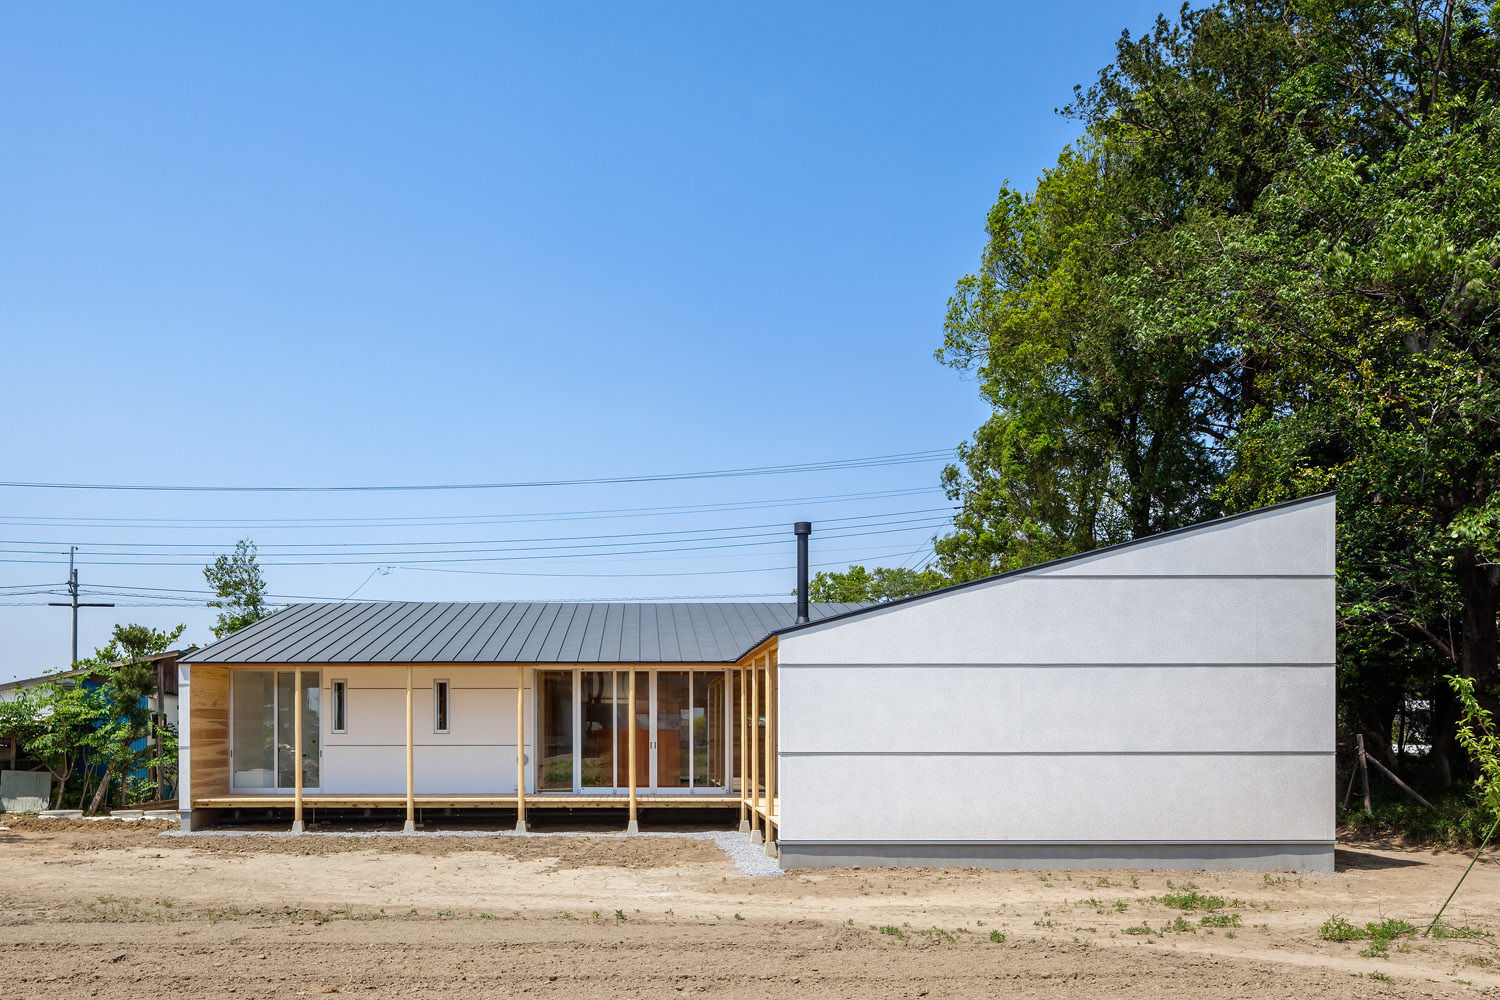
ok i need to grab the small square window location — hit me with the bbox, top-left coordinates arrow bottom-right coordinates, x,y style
331,680 -> 348,734
433,679 -> 450,734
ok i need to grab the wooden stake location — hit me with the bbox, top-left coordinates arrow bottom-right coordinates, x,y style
1364,742 -> 1435,810
1357,734 -> 1372,813
404,666 -> 415,833
627,670 -> 638,833
292,668 -> 304,834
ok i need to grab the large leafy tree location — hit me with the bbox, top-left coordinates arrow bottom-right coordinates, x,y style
80,623 -> 185,811
939,0 -> 1500,778
204,539 -> 271,639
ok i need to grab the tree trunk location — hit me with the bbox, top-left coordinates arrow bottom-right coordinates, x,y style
1429,679 -> 1460,787
1454,550 -> 1500,702
87,764 -> 113,815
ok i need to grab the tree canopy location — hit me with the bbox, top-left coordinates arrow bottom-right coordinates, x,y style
204,539 -> 271,639
934,0 -> 1500,780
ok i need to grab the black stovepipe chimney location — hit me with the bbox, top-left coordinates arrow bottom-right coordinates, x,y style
794,521 -> 812,623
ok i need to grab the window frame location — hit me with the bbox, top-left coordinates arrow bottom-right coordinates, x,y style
330,678 -> 348,735
433,678 -> 451,734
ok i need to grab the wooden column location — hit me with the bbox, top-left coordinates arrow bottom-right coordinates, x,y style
403,666 -> 415,833
516,667 -> 528,832
737,665 -> 749,832
762,655 -> 774,846
749,655 -> 760,842
767,655 -> 777,844
626,670 -> 639,833
292,668 -> 305,834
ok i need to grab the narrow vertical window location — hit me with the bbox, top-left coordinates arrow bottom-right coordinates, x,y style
331,680 -> 348,734
434,679 -> 450,734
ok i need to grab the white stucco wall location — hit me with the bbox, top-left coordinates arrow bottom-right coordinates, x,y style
775,495 -> 1336,868
319,666 -> 534,794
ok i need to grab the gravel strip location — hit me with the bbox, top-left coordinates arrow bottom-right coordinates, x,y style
162,827 -> 783,876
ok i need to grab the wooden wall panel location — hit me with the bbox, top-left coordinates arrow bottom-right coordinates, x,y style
190,665 -> 229,801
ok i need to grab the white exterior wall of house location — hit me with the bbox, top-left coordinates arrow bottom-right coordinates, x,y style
318,666 -> 535,795
773,495 -> 1337,872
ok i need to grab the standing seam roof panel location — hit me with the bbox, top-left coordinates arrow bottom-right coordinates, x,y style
386,603 -> 463,661
619,604 -> 642,661
200,603 -> 324,662
518,603 -> 568,662
470,603 -> 531,661
447,603 -> 513,661
555,603 -> 594,662
293,603 -> 392,663
325,602 -> 423,662
341,602 -> 444,663
535,603 -> 581,662
223,602 -> 349,663
424,603 -> 494,662
655,604 -> 682,661
495,603 -> 549,661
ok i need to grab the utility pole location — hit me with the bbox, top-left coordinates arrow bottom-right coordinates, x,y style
47,546 -> 115,666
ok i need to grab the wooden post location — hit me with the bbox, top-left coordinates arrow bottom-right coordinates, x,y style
292,668 -> 305,834
737,665 -> 749,833
626,670 -> 639,833
749,654 -> 760,843
1356,734 -> 1372,814
764,653 -> 777,855
403,666 -> 415,833
516,667 -> 528,833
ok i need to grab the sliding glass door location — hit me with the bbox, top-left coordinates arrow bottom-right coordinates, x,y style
230,669 -> 320,792
535,669 -> 731,793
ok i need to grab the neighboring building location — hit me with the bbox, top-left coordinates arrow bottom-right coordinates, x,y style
0,650 -> 186,790
176,494 -> 1335,872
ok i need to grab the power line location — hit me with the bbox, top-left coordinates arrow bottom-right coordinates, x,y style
0,519 -> 951,567
0,507 -> 955,550
0,450 -> 954,493
0,486 -> 944,529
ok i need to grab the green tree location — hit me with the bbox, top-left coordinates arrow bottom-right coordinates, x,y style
806,565 -> 949,604
204,538 -> 270,639
0,680 -> 106,809
939,0 -> 1500,780
79,623 -> 185,811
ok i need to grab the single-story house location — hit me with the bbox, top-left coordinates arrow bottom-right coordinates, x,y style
176,493 -> 1335,871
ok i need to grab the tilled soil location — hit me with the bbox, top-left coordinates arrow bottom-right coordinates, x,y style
2,816 -> 1498,998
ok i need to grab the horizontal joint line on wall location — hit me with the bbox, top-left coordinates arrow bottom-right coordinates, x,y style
1023,574 -> 1333,580
776,662 -> 1335,669
778,750 -> 1334,757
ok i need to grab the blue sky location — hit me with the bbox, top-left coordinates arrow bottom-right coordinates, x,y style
0,2 -> 1172,679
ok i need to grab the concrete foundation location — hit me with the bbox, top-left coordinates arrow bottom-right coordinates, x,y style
775,841 -> 1335,873
176,809 -> 219,832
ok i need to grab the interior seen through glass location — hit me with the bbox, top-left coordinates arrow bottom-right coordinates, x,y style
538,670 -> 728,792
231,669 -> 319,790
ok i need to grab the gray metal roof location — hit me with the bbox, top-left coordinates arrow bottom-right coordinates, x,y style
183,601 -> 870,665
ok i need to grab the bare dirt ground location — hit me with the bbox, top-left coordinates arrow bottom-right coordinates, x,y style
2,817 -> 1499,998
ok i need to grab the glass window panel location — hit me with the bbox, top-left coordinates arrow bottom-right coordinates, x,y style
624,671 -> 650,788
580,671 -> 615,787
693,672 -> 726,789
434,680 -> 449,733
301,672 -> 320,789
276,672 -> 295,788
539,671 -> 574,791
231,670 -> 275,789
331,681 -> 347,734
655,671 -> 690,789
